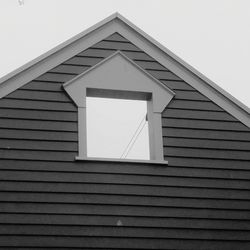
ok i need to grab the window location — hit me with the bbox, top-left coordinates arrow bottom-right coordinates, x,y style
63,51 -> 174,163
86,96 -> 150,160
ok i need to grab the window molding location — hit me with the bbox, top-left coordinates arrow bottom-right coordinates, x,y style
63,51 -> 175,161
75,156 -> 169,165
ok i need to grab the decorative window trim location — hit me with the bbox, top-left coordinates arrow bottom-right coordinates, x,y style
63,51 -> 175,162
75,156 -> 169,165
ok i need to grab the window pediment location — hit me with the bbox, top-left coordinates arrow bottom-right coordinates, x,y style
63,51 -> 175,162
64,51 -> 174,112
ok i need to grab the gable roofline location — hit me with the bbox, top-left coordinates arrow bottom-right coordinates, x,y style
0,13 -> 119,85
116,13 -> 250,113
0,12 -> 249,127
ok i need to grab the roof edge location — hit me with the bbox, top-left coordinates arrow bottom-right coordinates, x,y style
115,13 -> 250,115
0,12 -> 249,127
0,12 -> 117,86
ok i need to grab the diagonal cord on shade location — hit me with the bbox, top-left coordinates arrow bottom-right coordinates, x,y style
120,114 -> 147,159
123,119 -> 147,159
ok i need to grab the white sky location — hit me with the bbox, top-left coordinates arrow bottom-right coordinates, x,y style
0,0 -> 249,108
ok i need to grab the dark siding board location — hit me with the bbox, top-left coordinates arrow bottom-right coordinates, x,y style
163,137 -> 250,151
0,238 -> 250,250
1,225 -> 250,241
1,32 -> 250,249
1,214 -> 250,231
2,170 -> 250,190
4,165 -> 250,183
50,64 -> 89,75
167,157 -> 250,170
77,48 -> 116,58
163,109 -> 238,121
164,147 -> 250,161
2,203 -> 250,220
21,81 -> 63,92
2,192 -> 250,210
0,139 -> 77,151
1,181 -> 250,200
122,50 -> 156,61
35,72 -> 76,83
0,99 -> 76,111
0,118 -> 77,131
133,60 -> 167,70
0,248 -> 122,250
92,40 -> 142,51
2,194 -> 250,212
145,69 -> 181,81
161,80 -> 195,90
64,56 -> 104,66
0,236 -> 249,250
0,129 -> 77,141
5,89 -> 72,102
168,99 -> 224,111
1,160 -> 250,179
162,118 -> 249,131
0,150 -> 76,161
174,90 -> 211,101
0,109 -> 77,121
163,127 -> 250,141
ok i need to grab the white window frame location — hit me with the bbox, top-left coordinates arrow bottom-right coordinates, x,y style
63,51 -> 174,164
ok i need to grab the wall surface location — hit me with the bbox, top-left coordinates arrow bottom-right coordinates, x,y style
0,33 -> 250,249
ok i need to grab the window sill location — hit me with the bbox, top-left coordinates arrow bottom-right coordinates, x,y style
75,156 -> 168,165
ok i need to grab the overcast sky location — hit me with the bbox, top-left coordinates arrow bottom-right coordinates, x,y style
0,0 -> 249,108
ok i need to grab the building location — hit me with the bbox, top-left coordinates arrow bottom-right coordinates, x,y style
0,13 -> 250,249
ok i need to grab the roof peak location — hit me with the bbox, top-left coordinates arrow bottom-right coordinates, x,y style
0,13 -> 249,127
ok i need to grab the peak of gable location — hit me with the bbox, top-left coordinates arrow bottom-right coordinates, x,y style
0,13 -> 249,127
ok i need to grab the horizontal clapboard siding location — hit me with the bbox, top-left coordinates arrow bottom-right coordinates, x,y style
1,214 -> 250,231
0,99 -> 76,111
0,150 -> 76,161
168,100 -> 225,111
162,118 -> 249,131
1,225 -> 250,240
2,181 -> 250,200
2,202 -> 250,220
0,129 -> 77,141
164,147 -> 250,161
0,109 -> 77,121
163,137 -> 250,151
2,192 -> 250,210
1,169 -> 250,190
5,89 -> 72,102
0,32 -> 250,249
0,237 -> 249,250
163,127 -> 250,141
21,81 -> 63,91
1,160 -> 250,179
162,108 -> 238,121
0,118 -> 77,131
0,139 -> 77,151
50,64 -> 89,74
